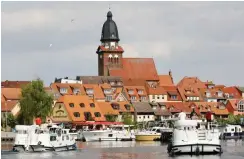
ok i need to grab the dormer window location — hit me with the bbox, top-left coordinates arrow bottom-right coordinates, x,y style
205,91 -> 211,97
138,89 -> 143,95
60,88 -> 67,94
79,103 -> 85,108
73,112 -> 80,117
124,104 -> 131,111
94,112 -> 101,117
117,82 -> 122,86
217,91 -> 223,97
90,103 -> 95,108
152,106 -> 157,110
128,89 -> 134,94
140,96 -> 146,101
110,81 -> 115,85
69,103 -> 74,108
86,88 -> 94,95
73,88 -> 80,94
161,105 -> 166,110
111,103 -> 120,110
84,112 -> 92,121
104,88 -> 112,94
171,95 -> 177,100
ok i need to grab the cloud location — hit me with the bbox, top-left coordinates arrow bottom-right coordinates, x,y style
2,2 -> 244,86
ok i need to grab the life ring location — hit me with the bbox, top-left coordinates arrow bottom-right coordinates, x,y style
38,141 -> 42,145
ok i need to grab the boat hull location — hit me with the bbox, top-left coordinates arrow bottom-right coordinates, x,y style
169,143 -> 222,155
135,135 -> 161,141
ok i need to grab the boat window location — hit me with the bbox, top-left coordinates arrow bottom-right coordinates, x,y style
225,129 -> 227,132
156,129 -> 161,133
24,130 -> 27,134
62,136 -> 64,141
152,129 -> 156,131
184,127 -> 186,130
239,128 -> 242,132
50,136 -> 56,141
188,127 -> 190,130
66,136 -> 69,140
231,128 -> 234,132
108,134 -> 113,137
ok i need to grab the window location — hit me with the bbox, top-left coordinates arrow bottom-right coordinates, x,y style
60,88 -> 67,94
84,112 -> 92,121
171,95 -> 177,100
104,89 -> 112,94
94,112 -> 101,117
106,95 -> 113,102
148,116 -> 150,118
128,89 -> 134,94
69,103 -> 74,108
110,82 -> 115,85
238,100 -> 244,112
138,90 -> 143,94
73,112 -> 80,117
131,96 -> 137,101
80,103 -> 85,108
111,103 -> 120,110
50,136 -> 56,141
90,103 -> 95,108
86,88 -> 94,94
162,96 -> 164,99
73,88 -> 80,94
140,96 -> 146,101
117,82 -> 122,85
152,95 -> 155,99
124,104 -> 131,110
157,96 -> 160,99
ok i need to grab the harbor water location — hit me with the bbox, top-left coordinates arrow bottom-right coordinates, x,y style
2,140 -> 244,159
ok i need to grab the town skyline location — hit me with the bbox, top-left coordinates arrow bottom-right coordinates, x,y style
2,1 -> 244,86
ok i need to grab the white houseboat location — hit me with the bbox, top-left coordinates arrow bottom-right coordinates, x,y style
167,112 -> 222,156
219,124 -> 244,139
13,124 -> 77,152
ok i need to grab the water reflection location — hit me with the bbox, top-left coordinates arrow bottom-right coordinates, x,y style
1,140 -> 244,159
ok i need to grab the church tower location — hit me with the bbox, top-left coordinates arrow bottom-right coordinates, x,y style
96,11 -> 124,76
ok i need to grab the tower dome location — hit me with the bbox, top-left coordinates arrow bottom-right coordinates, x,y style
100,11 -> 120,42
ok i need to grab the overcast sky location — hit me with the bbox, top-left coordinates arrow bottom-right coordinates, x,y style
2,1 -> 244,86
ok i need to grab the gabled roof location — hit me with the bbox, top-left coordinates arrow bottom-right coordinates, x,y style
1,88 -> 21,100
177,77 -> 206,101
222,86 -> 242,99
162,86 -> 183,101
109,58 -> 159,81
198,87 -> 225,99
158,75 -> 174,86
58,95 -> 105,122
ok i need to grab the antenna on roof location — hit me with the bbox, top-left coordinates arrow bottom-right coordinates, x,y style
109,4 -> 111,11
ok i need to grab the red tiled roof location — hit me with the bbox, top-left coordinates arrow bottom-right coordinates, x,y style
223,87 -> 242,99
1,100 -> 18,111
158,75 -> 174,86
162,86 -> 183,101
1,88 -> 22,100
109,58 -> 159,81
147,86 -> 167,95
1,81 -> 31,88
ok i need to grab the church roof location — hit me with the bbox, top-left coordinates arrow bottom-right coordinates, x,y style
109,58 -> 159,81
101,11 -> 120,42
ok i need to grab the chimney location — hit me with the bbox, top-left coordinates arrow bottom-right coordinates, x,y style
169,69 -> 172,77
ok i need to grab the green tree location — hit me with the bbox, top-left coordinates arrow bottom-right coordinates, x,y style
7,113 -> 17,129
104,113 -> 117,122
122,112 -> 133,125
19,78 -> 54,125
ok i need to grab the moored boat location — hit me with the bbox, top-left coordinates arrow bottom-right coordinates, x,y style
167,112 -> 222,156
